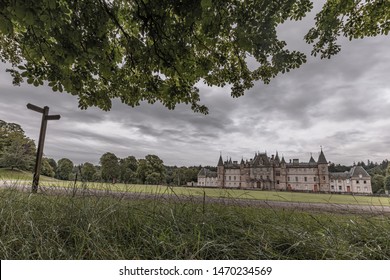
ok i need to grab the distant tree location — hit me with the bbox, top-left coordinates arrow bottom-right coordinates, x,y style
81,162 -> 96,182
41,157 -> 55,177
136,155 -> 166,185
0,119 -> 36,170
100,152 -> 120,183
385,176 -> 390,192
171,167 -> 187,186
46,157 -> 57,173
165,165 -> 176,185
92,169 -> 102,182
0,135 -> 36,170
367,165 -> 385,177
0,120 -> 25,151
186,166 -> 201,182
328,163 -> 350,173
56,158 -> 74,180
371,174 -> 385,194
380,160 -> 389,170
136,159 -> 148,184
386,163 -> 390,177
145,172 -> 162,185
119,156 -> 138,184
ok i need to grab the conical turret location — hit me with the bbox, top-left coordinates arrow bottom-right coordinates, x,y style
309,153 -> 316,164
317,148 -> 327,164
217,154 -> 223,166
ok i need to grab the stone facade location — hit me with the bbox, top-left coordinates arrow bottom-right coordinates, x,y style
198,150 -> 372,194
197,167 -> 218,187
329,166 -> 372,194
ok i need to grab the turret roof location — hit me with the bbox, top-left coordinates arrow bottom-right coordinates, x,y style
317,149 -> 328,164
274,152 -> 280,163
217,154 -> 223,166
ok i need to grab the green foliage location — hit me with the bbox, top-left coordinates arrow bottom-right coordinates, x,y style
56,158 -> 74,180
136,154 -> 166,184
1,1 -> 388,114
386,163 -> 390,177
81,162 -> 96,182
371,174 -> 385,194
166,165 -> 201,186
46,157 -> 57,172
100,152 -> 120,183
384,176 -> 390,191
305,0 -> 390,59
0,0 -> 315,114
0,120 -> 36,171
328,163 -> 350,173
119,156 -> 138,184
41,157 -> 55,177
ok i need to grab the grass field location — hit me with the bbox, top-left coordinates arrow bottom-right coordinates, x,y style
0,188 -> 389,259
2,168 -> 390,207
0,168 -> 59,182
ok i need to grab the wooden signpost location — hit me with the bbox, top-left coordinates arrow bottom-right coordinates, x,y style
27,103 -> 60,193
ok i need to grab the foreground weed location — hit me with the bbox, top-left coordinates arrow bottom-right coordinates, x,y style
0,189 -> 389,259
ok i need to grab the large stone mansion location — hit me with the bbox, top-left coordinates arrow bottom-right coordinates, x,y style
197,150 -> 372,194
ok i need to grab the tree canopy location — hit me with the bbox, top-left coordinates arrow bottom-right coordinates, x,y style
1,0 -> 388,114
0,119 -> 36,170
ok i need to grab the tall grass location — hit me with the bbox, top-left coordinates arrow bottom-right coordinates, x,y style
0,187 -> 389,260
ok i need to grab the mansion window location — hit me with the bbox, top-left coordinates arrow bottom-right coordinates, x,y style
277,180 -> 280,184
339,186 -> 342,191
234,176 -> 236,180
331,185 -> 334,189
288,177 -> 290,181
356,180 -> 360,184
276,171 -> 281,176
295,177 -> 298,182
314,177 -> 317,182
304,177 -> 307,182
363,180 -> 366,184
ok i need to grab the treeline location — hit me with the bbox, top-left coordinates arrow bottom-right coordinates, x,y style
41,153 -> 201,186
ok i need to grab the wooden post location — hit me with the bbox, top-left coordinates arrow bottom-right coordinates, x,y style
27,103 -> 60,193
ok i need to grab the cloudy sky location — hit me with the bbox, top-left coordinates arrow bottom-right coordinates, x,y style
1,2 -> 389,167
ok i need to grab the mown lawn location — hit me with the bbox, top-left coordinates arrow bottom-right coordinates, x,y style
0,189 -> 389,260
0,168 -> 58,182
2,168 -> 390,207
